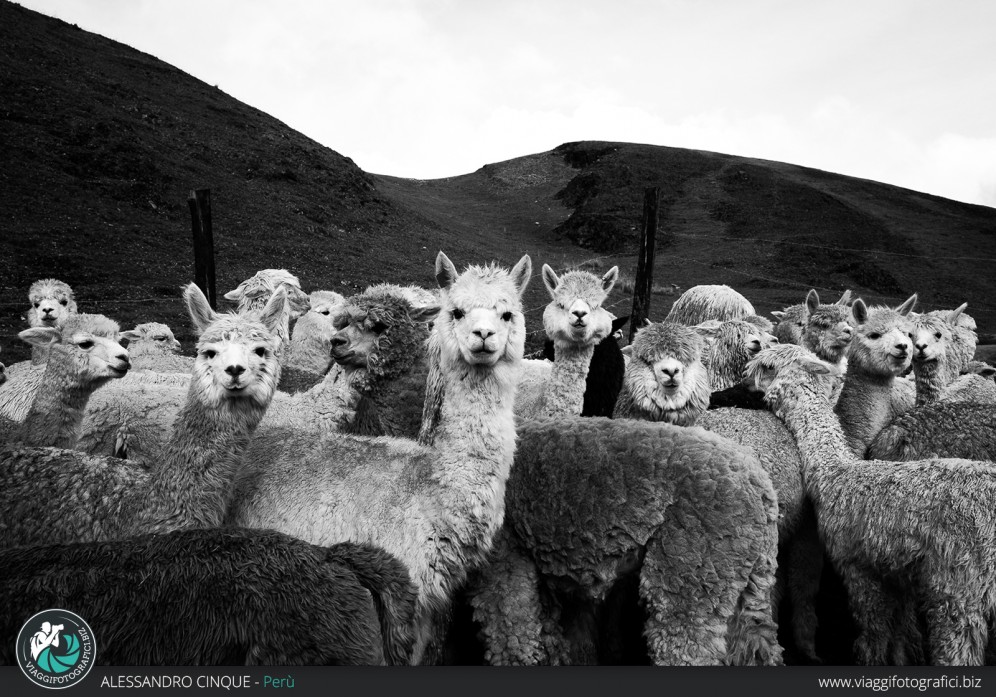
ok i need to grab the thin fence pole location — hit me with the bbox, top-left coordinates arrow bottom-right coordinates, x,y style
188,188 -> 216,309
628,187 -> 660,343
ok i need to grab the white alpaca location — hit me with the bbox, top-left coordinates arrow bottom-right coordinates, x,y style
285,290 -> 347,374
121,322 -> 193,373
25,279 -> 78,364
228,252 -> 530,664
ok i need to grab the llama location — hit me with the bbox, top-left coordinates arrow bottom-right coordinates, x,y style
665,284 -> 754,325
0,314 -> 130,449
758,350 -> 996,666
613,321 -> 711,425
0,528 -> 417,665
25,279 -> 78,364
832,296 -> 917,457
0,283 -> 285,550
228,252 -> 531,664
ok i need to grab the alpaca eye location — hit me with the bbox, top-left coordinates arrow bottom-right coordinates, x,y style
78,340 -> 94,350
452,309 -> 464,321
501,312 -> 513,322
320,310 -> 330,316
371,321 -> 388,334
254,347 -> 267,357
868,333 -> 881,340
934,332 -> 942,339
60,300 -> 68,306
203,349 -> 217,359
153,336 -> 167,342
33,302 -> 39,308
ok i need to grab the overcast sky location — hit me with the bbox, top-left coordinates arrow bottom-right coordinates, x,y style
18,0 -> 996,207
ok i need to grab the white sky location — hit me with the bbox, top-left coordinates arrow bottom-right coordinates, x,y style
17,0 -> 996,207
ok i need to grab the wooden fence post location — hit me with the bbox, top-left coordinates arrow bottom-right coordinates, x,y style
188,188 -> 216,309
628,187 -> 660,343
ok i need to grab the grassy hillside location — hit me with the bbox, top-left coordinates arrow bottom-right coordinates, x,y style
2,0 -> 994,366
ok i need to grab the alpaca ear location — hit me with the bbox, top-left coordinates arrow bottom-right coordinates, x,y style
184,283 -> 220,335
852,298 -> 868,325
611,315 -> 630,333
806,289 -> 820,313
948,302 -> 967,326
257,286 -> 288,336
804,361 -> 832,376
19,327 -> 62,347
120,329 -> 142,344
770,310 -> 785,319
435,252 -> 458,290
509,255 -> 532,297
895,293 -> 917,316
601,266 -> 619,293
976,366 -> 996,379
541,264 -> 560,298
641,318 -> 651,327
222,286 -> 243,302
692,319 -> 723,342
836,289 -> 853,306
411,304 -> 441,324
621,345 -> 633,358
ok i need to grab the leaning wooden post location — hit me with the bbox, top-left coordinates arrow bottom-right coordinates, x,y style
628,187 -> 660,343
188,188 -> 216,309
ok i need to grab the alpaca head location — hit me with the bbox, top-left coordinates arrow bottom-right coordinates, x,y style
224,269 -> 311,319
121,322 -> 182,357
772,304 -> 809,345
699,318 -> 779,390
186,282 -> 284,410
909,305 -> 964,367
922,304 -> 976,375
748,345 -> 835,415
329,288 -> 439,382
622,321 -> 710,422
666,284 -> 754,325
26,278 -> 77,328
433,252 -> 530,378
801,289 -> 857,364
541,264 -> 618,351
19,313 -> 130,385
847,295 -> 916,377
307,290 -> 348,318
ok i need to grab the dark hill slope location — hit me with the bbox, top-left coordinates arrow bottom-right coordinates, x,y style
2,1 -> 994,364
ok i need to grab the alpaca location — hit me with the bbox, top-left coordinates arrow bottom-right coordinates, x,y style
285,290 -> 347,374
223,268 -> 311,357
758,350 -> 996,666
121,321 -> 193,373
25,279 -> 78,364
700,318 -> 779,392
0,528 -> 417,665
909,307 -> 993,406
801,289 -> 856,368
541,314 -> 629,418
228,252 -> 531,664
613,321 -> 711,425
772,290 -> 851,346
832,296 -> 917,457
665,284 -> 754,325
529,264 -> 619,417
0,283 -> 285,550
0,314 -> 130,449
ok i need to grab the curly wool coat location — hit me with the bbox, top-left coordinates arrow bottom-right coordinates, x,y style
0,528 -> 417,665
472,415 -> 782,666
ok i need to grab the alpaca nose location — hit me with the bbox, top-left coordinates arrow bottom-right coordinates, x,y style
330,335 -> 347,348
473,327 -> 495,340
915,341 -> 927,352
572,309 -> 587,320
116,353 -> 130,365
225,364 -> 246,377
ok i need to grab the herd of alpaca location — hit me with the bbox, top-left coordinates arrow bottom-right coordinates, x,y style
0,262 -> 994,669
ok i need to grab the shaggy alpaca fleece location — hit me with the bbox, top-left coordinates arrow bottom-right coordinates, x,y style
613,322 -> 710,425
773,304 -> 809,345
665,284 -> 755,325
122,322 -> 193,373
703,319 -> 776,392
765,356 -> 996,666
485,414 -> 782,666
0,528 -> 417,666
867,401 -> 996,462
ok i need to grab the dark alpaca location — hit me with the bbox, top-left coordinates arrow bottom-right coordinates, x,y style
0,528 -> 418,666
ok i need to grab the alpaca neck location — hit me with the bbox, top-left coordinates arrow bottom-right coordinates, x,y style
542,342 -> 594,416
422,356 -> 518,589
143,386 -> 268,530
20,356 -> 101,449
302,365 -> 362,432
913,360 -> 945,406
774,383 -> 851,505
833,364 -> 895,457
